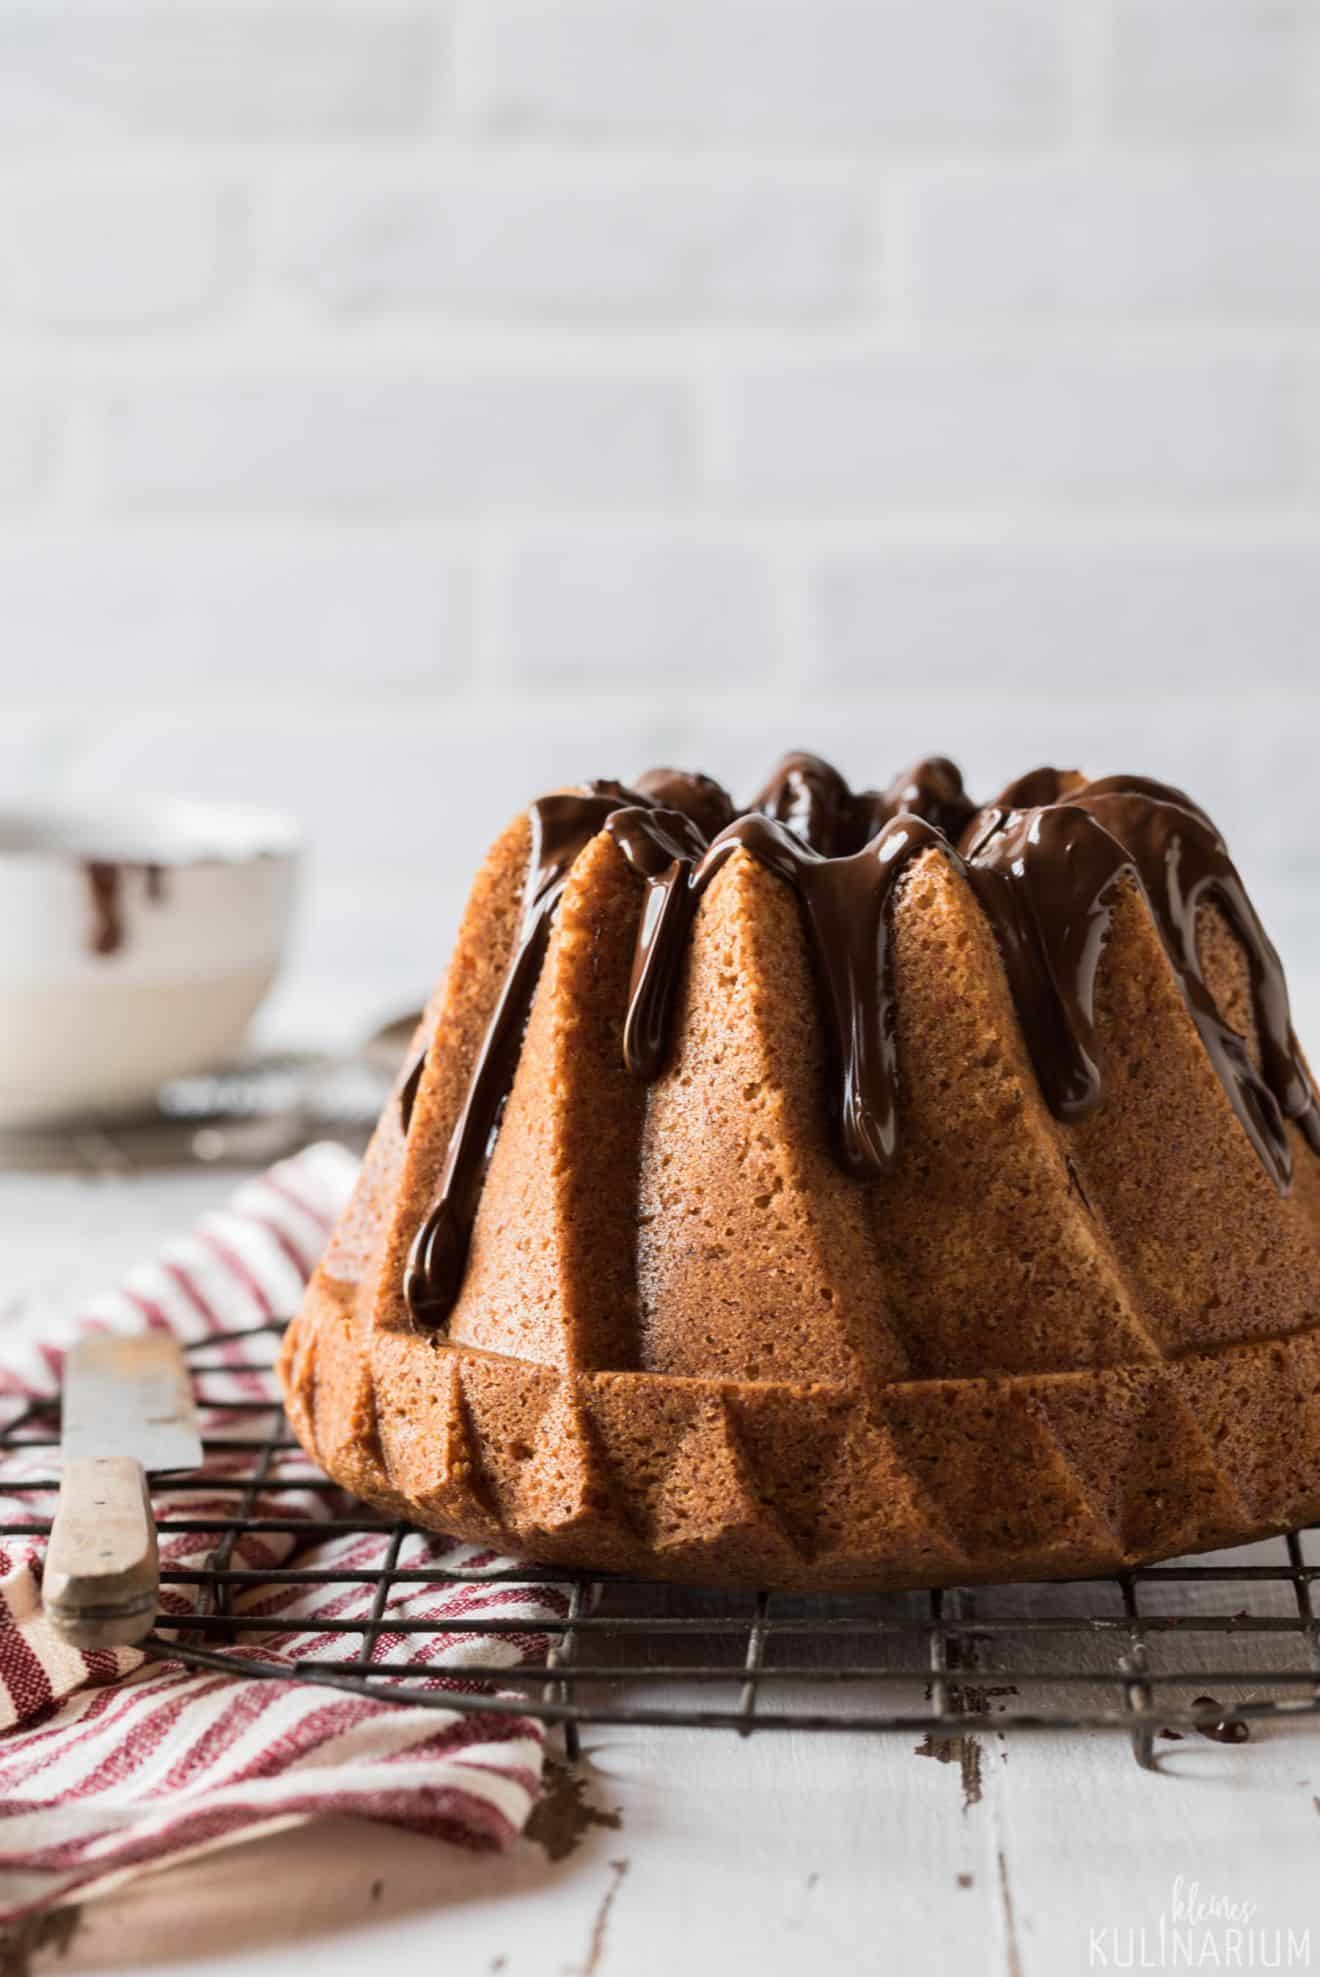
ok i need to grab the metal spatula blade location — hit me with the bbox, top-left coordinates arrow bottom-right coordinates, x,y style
46,1334 -> 202,1649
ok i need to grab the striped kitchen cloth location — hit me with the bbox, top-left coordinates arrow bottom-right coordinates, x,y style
0,1143 -> 557,1924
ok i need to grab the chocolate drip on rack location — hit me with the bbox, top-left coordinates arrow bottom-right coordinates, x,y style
404,782 -> 642,1329
403,753 -> 1319,1331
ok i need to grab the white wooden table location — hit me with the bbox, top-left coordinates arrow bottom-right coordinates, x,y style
5,1165 -> 1320,1977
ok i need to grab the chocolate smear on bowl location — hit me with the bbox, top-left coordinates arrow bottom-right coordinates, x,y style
82,861 -> 169,958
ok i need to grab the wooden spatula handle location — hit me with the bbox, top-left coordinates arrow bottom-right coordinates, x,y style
45,1455 -> 159,1649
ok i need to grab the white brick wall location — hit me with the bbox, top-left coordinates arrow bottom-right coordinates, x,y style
0,171 -> 241,331
92,369 -> 690,510
265,167 -> 867,318
0,384 -> 55,505
908,167 -> 1320,316
456,0 -> 1068,141
723,353 -> 1298,504
1108,0 -> 1320,139
0,0 -> 1317,1047
0,6 -> 437,141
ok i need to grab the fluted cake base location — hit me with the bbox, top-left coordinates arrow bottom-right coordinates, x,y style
281,1279 -> 1320,1591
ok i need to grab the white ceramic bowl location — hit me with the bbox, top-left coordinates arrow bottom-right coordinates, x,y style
0,798 -> 301,1128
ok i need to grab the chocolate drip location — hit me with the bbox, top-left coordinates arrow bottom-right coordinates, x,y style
609,806 -> 951,1175
604,806 -> 710,1081
966,805 -> 1133,1121
753,751 -> 870,855
82,860 -> 169,957
403,754 -> 1320,1333
882,756 -> 977,844
753,750 -> 976,855
967,777 -> 1320,1185
1078,772 -> 1216,834
404,782 -> 641,1329
988,765 -> 1069,816
632,768 -> 735,842
1078,782 -> 1315,1179
398,1051 -> 426,1135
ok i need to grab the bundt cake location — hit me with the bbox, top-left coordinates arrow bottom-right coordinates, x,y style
280,755 -> 1320,1590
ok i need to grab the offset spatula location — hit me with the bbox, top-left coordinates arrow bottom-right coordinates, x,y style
46,1334 -> 202,1649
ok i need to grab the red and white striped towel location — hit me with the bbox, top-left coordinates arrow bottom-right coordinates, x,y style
0,1144 -> 557,1924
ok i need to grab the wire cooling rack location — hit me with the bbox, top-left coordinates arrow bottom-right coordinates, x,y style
3,1318 -> 1319,1773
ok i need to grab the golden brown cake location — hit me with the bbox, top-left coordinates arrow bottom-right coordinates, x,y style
280,756 -> 1320,1590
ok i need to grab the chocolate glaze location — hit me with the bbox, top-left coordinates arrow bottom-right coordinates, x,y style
607,805 -> 953,1176
398,1050 -> 426,1135
881,756 -> 978,846
82,860 -> 168,957
750,751 -> 977,857
632,768 -> 736,842
403,754 -> 1319,1331
404,782 -> 642,1328
967,777 -> 1320,1189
